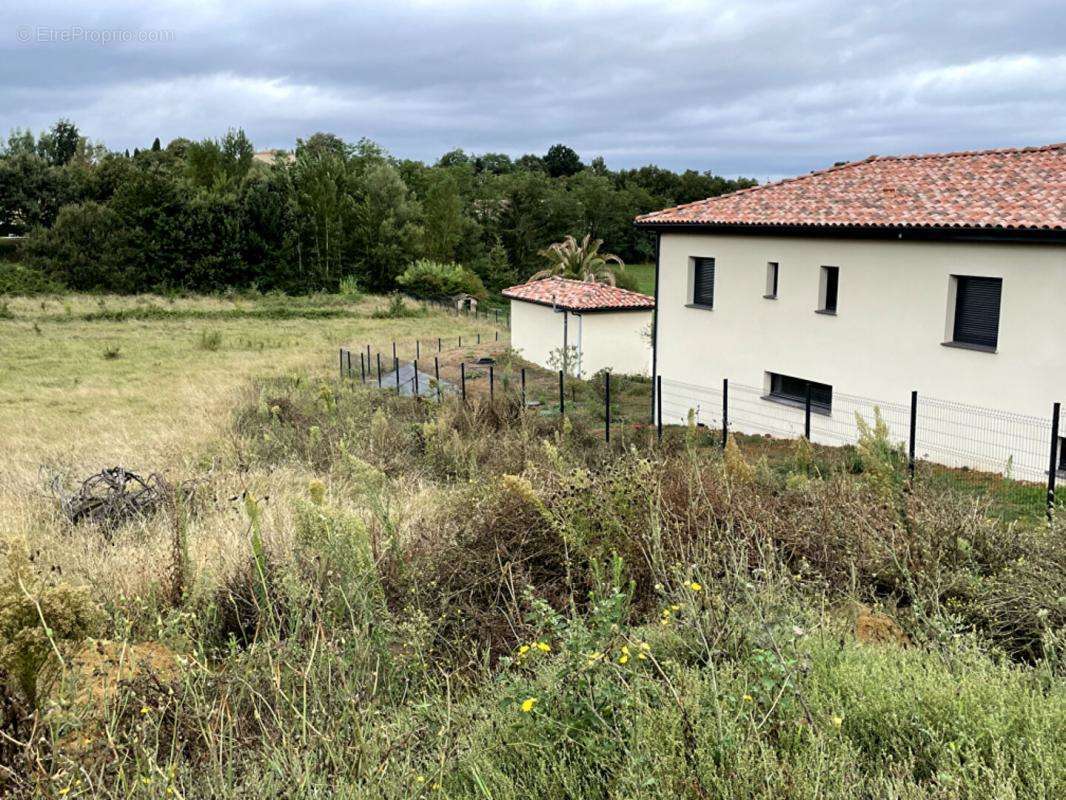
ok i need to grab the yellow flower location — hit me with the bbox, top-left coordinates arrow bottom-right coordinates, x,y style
535,641 -> 551,653
518,644 -> 530,656
520,697 -> 538,713
58,789 -> 70,797
670,604 -> 682,612
618,645 -> 630,665
832,715 -> 843,728
743,694 -> 754,703
689,581 -> 702,592
416,776 -> 426,784
140,706 -> 151,715
585,651 -> 604,667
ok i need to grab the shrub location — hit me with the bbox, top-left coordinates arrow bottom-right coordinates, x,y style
370,293 -> 424,319
198,329 -> 223,351
0,545 -> 101,707
0,262 -> 64,295
396,259 -> 487,301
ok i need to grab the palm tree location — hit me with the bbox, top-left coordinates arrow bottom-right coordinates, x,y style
529,234 -> 625,286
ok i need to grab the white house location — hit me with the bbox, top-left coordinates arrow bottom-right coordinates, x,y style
502,277 -> 654,376
636,143 -> 1066,481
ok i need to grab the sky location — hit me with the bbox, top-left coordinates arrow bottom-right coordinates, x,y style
2,0 -> 1065,179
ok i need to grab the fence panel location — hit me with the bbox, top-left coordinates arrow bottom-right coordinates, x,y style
915,395 -> 1051,483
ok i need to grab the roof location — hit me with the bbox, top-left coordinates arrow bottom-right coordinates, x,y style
636,143 -> 1066,232
502,277 -> 655,312
253,149 -> 295,166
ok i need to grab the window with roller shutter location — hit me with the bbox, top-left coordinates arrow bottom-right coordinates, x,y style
952,276 -> 1002,349
691,257 -> 715,308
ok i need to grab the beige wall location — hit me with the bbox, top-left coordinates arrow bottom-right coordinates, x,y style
509,299 -> 652,376
655,233 -> 1066,478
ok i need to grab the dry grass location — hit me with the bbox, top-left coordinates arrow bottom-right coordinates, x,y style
0,293 -> 505,604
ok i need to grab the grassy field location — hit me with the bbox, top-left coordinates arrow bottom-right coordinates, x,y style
2,293 -> 1065,798
625,262 -> 655,294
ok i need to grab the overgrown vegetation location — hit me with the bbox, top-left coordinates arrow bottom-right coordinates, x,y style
4,367 -> 1064,797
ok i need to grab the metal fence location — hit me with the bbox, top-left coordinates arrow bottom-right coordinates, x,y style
658,375 -> 1061,519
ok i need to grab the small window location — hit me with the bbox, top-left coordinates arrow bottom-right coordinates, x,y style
768,372 -> 833,413
764,262 -> 779,298
1058,437 -> 1066,475
818,266 -> 839,313
951,276 -> 1001,350
691,257 -> 715,308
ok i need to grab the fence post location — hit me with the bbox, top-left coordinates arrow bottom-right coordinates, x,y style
657,375 -> 663,443
604,372 -> 611,444
804,382 -> 812,440
1048,402 -> 1061,522
438,337 -> 442,353
416,340 -> 420,360
559,370 -> 565,416
376,353 -> 382,387
521,368 -> 526,407
459,335 -> 462,348
908,390 -> 918,478
477,332 -> 481,345
435,356 -> 441,402
413,360 -> 419,397
366,344 -> 371,374
360,352 -> 366,382
394,357 -> 400,393
460,362 -> 466,402
392,341 -> 397,361
721,378 -> 729,449
338,348 -> 344,381
495,330 -> 499,342
489,365 -> 494,400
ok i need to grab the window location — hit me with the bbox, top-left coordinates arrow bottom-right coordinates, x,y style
818,266 -> 839,313
767,372 -> 833,413
691,257 -> 715,308
951,276 -> 1002,350
1058,437 -> 1066,475
764,262 -> 779,298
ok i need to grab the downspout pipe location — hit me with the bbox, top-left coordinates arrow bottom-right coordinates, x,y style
649,232 -> 661,423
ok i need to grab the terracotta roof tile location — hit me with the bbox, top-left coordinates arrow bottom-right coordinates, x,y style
502,277 -> 654,311
636,143 -> 1066,231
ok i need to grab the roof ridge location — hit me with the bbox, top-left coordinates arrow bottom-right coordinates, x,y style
874,142 -> 1066,162
637,143 -> 1066,223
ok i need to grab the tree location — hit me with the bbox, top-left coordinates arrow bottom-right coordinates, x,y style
422,171 -> 464,262
544,143 -> 582,178
36,119 -> 80,166
348,162 -> 423,291
530,234 -> 625,285
151,137 -> 162,151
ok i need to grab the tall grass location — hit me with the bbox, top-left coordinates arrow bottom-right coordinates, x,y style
3,376 -> 1064,798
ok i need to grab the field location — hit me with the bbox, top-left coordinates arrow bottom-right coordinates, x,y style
2,293 -> 1065,798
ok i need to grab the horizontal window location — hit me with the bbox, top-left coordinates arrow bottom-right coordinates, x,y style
768,372 -> 833,412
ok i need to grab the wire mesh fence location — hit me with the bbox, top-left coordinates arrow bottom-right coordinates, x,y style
660,375 -> 1061,520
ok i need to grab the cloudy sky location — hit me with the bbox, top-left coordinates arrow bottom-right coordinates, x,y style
2,0 -> 1064,178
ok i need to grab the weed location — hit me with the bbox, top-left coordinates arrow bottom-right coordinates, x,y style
198,329 -> 223,351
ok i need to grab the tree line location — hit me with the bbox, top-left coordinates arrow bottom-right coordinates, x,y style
0,120 -> 756,295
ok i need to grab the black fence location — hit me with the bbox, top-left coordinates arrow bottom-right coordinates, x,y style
339,340 -> 651,446
658,375 -> 1061,521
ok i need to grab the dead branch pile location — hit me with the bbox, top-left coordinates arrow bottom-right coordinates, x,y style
48,467 -> 170,531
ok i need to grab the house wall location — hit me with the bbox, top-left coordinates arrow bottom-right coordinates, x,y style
509,300 -> 563,369
509,300 -> 653,376
655,233 -> 1066,478
576,310 -> 653,376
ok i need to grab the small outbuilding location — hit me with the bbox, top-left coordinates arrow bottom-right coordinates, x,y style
502,277 -> 654,377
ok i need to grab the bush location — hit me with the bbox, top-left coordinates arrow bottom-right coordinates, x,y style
396,259 -> 487,301
0,545 -> 100,707
0,262 -> 64,295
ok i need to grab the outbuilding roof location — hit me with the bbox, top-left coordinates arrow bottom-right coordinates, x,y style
502,277 -> 655,312
635,143 -> 1066,232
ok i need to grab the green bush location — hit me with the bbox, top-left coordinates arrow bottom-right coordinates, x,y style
0,262 -> 64,295
396,259 -> 487,301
